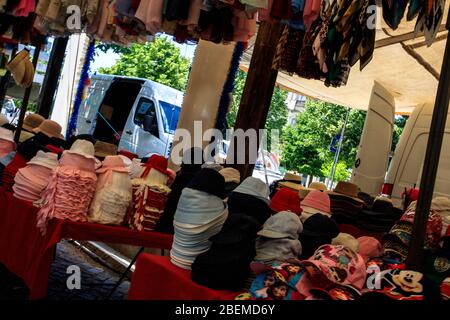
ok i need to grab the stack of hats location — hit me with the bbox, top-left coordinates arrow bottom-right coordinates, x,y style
299,214 -> 340,260
274,172 -> 304,194
170,169 -> 228,270
32,119 -> 65,140
191,177 -> 272,291
88,156 -> 132,226
6,49 -> 35,88
383,208 -> 443,263
127,155 -> 172,231
156,147 -> 204,234
407,197 -> 450,233
300,190 -> 332,222
19,113 -> 45,143
219,167 -> 241,194
233,176 -> 270,204
327,181 -> 365,224
358,197 -> 403,232
255,211 -> 303,266
12,151 -> 58,202
0,127 -> 16,158
94,140 -> 118,160
36,140 -> 98,235
1,152 -> 28,190
269,187 -> 302,215
299,181 -> 328,200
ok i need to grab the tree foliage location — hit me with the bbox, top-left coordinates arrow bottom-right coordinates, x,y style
97,37 -> 190,91
227,70 -> 288,151
281,99 -> 366,177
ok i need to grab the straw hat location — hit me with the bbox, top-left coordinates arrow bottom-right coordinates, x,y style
219,167 -> 241,184
309,181 -> 327,192
6,50 -> 34,88
19,130 -> 35,143
0,127 -> 15,144
94,141 -> 118,158
0,114 -> 9,127
279,172 -> 304,191
32,119 -> 64,140
327,181 -> 364,203
22,113 -> 45,132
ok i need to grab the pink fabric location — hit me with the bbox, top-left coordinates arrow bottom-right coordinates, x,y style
13,164 -> 52,202
96,156 -> 129,189
302,244 -> 366,290
233,10 -> 257,42
357,236 -> 383,262
135,0 -> 164,34
0,140 -> 15,158
302,190 -> 331,214
60,153 -> 96,172
36,164 -> 97,235
303,0 -> 321,30
12,0 -> 36,17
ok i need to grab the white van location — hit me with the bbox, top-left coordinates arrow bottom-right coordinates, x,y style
384,102 -> 450,205
76,74 -> 184,158
351,82 -> 450,206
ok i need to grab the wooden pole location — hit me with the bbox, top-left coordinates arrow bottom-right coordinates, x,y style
406,9 -> 450,271
14,38 -> 44,143
37,37 -> 69,118
0,46 -> 18,112
228,21 -> 283,179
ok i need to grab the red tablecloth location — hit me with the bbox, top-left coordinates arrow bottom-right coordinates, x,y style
0,191 -> 173,299
128,254 -> 239,300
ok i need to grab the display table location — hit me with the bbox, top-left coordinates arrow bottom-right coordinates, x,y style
128,254 -> 239,300
0,191 -> 173,299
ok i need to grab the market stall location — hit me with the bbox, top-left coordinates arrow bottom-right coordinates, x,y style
0,0 -> 449,301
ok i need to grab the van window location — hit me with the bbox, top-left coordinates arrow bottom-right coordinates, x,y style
159,101 -> 180,134
134,98 -> 156,127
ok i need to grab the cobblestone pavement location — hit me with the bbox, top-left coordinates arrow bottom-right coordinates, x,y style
46,240 -> 130,300
0,240 -> 130,300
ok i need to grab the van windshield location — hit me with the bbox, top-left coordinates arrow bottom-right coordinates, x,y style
159,101 -> 181,134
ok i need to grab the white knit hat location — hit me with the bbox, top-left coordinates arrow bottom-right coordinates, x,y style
332,233 -> 360,253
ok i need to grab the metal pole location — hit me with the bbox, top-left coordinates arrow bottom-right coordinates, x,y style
328,107 -> 351,189
406,9 -> 450,271
0,46 -> 18,112
37,37 -> 69,118
14,38 -> 44,143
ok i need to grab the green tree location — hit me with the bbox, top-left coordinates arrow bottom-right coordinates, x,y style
392,115 -> 408,151
281,99 -> 367,177
321,161 -> 351,181
227,70 -> 288,151
98,37 -> 190,91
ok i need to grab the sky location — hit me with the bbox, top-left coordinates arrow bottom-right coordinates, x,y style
90,36 -> 197,73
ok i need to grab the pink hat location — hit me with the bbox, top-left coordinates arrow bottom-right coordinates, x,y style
357,237 -> 383,262
302,244 -> 366,290
96,155 -> 129,174
301,190 -> 331,214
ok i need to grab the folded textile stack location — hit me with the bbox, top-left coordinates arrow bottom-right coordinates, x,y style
127,155 -> 172,231
0,127 -> 16,158
191,177 -> 272,291
36,140 -> 99,235
155,147 -> 204,234
12,151 -> 58,202
88,156 -> 132,226
358,197 -> 403,233
327,181 -> 365,224
171,169 -> 228,270
255,211 -> 303,266
1,152 -> 28,190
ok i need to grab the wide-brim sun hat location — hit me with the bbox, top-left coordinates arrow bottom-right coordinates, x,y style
32,119 -> 65,140
64,139 -> 99,161
0,127 -> 15,144
327,181 -> 364,204
27,150 -> 58,170
22,113 -> 45,132
6,50 -> 28,87
94,141 -> 118,159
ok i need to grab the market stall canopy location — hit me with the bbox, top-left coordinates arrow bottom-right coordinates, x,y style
240,4 -> 449,115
